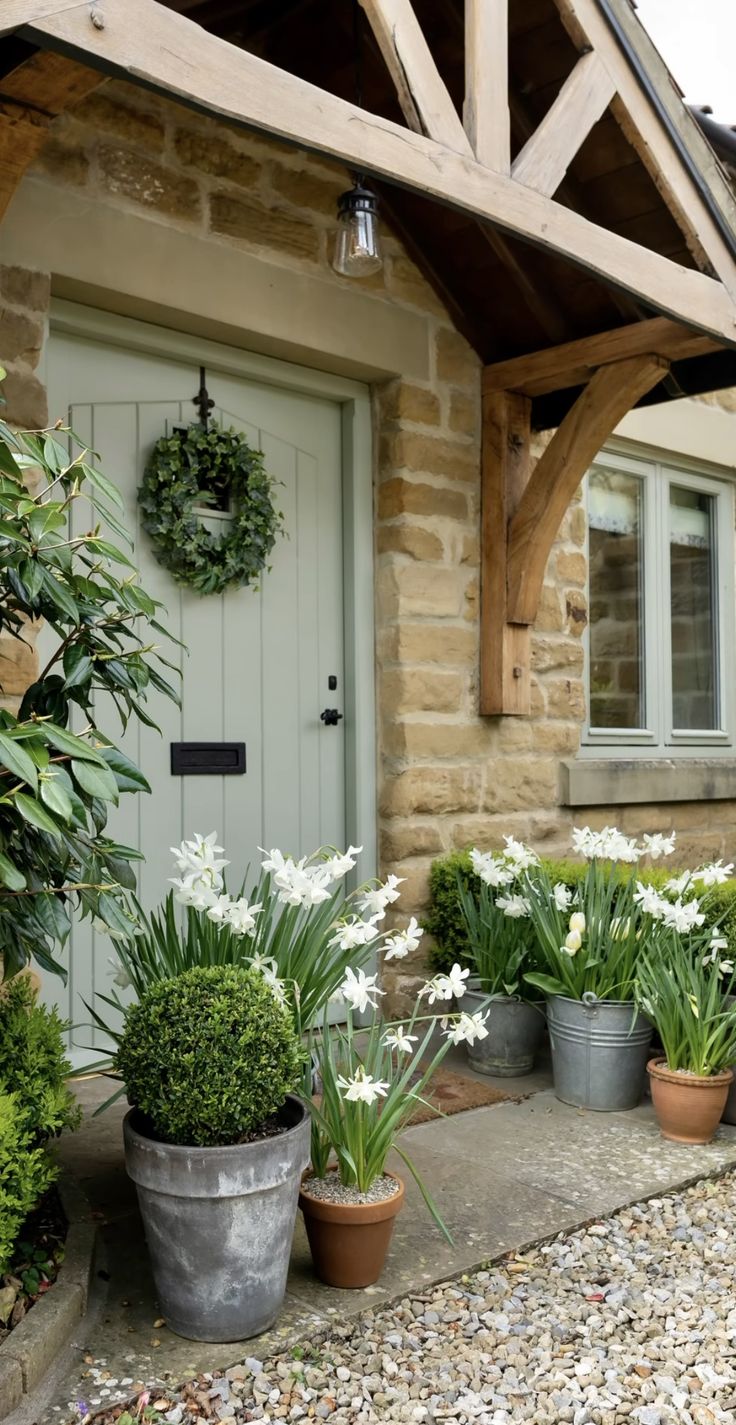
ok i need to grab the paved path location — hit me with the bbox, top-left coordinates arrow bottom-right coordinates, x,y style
19,1061 -> 736,1425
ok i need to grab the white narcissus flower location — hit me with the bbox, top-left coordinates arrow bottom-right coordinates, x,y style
665,871 -> 691,896
358,873 -> 404,920
171,832 -> 229,878
719,959 -> 735,976
420,974 -> 455,1005
259,847 -> 289,875
470,848 -> 515,888
383,916 -> 423,961
568,911 -> 586,935
634,881 -> 667,917
107,955 -> 132,988
170,875 -> 218,911
323,845 -> 362,880
226,897 -> 263,936
340,966 -> 385,1014
642,831 -> 676,859
693,860 -> 735,887
329,917 -> 380,951
446,963 -> 470,998
688,995 -> 700,1019
383,1026 -> 418,1054
553,882 -> 572,911
205,893 -> 233,925
444,1010 -> 489,1046
502,836 -> 539,872
660,898 -> 704,933
496,893 -> 531,919
336,1067 -> 390,1105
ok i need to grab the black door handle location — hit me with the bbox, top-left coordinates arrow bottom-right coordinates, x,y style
320,708 -> 344,726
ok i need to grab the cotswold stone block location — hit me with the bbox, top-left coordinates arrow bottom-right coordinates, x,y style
381,430 -> 477,483
209,192 -> 319,260
0,309 -> 44,366
483,757 -> 559,814
379,380 -> 441,427
435,326 -> 480,386
555,550 -> 587,584
382,720 -> 495,760
1,370 -> 47,429
0,266 -> 50,311
567,504 -> 587,546
377,478 -> 468,523
33,138 -> 89,188
386,860 -> 432,909
448,390 -> 479,438
376,524 -> 444,562
386,253 -> 446,315
565,589 -> 588,635
380,564 -> 468,620
531,636 -> 584,674
546,678 -> 586,721
76,91 -> 165,150
270,164 -> 343,214
381,668 -> 465,716
0,634 -> 38,696
381,766 -> 481,817
532,721 -> 582,756
380,820 -> 444,862
99,148 -> 201,220
175,128 -> 260,187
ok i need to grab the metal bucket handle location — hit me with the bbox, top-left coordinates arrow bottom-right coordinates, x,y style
582,991 -> 599,1016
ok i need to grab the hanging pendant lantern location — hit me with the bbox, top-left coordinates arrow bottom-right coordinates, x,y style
333,178 -> 383,278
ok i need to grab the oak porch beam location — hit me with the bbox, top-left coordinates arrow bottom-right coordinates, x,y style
16,0 -> 736,346
483,316 -> 721,397
479,391 -> 532,716
506,354 -> 668,628
358,0 -> 473,157
0,49 -> 103,220
464,0 -> 509,173
510,50 -> 614,198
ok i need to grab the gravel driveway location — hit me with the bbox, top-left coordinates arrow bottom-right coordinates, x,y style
86,1168 -> 736,1425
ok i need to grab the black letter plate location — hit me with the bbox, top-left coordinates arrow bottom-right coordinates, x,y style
170,742 -> 246,775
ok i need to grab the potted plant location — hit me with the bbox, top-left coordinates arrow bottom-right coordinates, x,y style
635,930 -> 736,1144
300,965 -> 484,1288
116,963 -> 308,1342
518,826 -> 679,1111
455,841 -> 546,1076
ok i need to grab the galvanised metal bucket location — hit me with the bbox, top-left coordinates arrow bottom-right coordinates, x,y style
462,983 -> 546,1077
722,995 -> 736,1126
547,994 -> 652,1111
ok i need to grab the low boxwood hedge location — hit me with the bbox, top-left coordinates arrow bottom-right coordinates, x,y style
424,850 -> 736,974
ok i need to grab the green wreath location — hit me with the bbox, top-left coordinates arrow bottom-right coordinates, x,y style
138,424 -> 283,595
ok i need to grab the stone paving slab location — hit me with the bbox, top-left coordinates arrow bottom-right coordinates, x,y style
18,1074 -> 736,1425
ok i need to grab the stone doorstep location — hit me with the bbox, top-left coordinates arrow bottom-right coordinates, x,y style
0,1175 -> 97,1421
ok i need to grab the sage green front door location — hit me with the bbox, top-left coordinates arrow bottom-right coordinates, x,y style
44,324 -> 348,1058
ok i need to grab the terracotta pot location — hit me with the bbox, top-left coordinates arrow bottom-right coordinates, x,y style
298,1173 -> 405,1288
647,1058 -> 733,1145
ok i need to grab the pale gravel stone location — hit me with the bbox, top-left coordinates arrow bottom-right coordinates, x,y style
301,1173 -> 401,1206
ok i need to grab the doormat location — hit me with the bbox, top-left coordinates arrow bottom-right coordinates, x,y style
407,1065 -> 517,1126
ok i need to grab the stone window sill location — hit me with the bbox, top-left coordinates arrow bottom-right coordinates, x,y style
561,759 -> 736,808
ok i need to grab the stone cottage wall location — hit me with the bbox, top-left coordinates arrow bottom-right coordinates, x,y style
2,79 -> 736,1010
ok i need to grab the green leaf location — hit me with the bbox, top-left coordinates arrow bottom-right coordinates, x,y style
14,791 -> 62,839
99,744 -> 151,793
43,723 -> 107,765
63,645 -> 93,690
41,568 -> 79,623
0,851 -> 26,890
40,774 -> 74,821
523,972 -> 568,997
71,759 -> 119,804
79,462 -> 125,511
85,537 -> 136,569
0,731 -> 38,792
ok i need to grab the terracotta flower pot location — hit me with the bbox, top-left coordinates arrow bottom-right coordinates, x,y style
299,1173 -> 405,1288
647,1058 -> 733,1145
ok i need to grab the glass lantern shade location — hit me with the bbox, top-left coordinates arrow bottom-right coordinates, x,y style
333,181 -> 383,277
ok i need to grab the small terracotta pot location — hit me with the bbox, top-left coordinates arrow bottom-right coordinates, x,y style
298,1172 -> 405,1288
647,1058 -> 733,1145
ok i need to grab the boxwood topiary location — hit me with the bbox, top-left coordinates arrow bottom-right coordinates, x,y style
115,964 -> 303,1147
424,850 -> 736,975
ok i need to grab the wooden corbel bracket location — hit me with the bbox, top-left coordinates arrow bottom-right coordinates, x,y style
480,353 -> 669,716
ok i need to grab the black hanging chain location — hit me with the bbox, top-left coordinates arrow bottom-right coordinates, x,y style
193,366 -> 215,430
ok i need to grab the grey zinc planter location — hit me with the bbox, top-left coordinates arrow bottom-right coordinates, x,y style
547,994 -> 652,1111
123,1095 -> 309,1342
461,982 -> 545,1077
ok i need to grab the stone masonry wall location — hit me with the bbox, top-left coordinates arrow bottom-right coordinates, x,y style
3,78 -> 736,1010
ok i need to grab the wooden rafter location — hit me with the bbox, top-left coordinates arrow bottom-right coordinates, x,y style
480,354 -> 669,715
511,49 -> 614,198
483,316 -> 721,397
464,0 -> 509,173
358,0 -> 472,156
0,48 -> 102,219
13,0 -> 736,345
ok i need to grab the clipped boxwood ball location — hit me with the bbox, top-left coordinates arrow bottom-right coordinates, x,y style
115,965 -> 302,1147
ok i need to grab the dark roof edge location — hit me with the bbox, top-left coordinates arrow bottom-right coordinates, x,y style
595,0 -> 736,263
691,108 -> 736,174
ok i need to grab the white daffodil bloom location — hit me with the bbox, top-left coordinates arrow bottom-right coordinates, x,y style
170,875 -> 218,910
446,963 -> 471,998
665,871 -> 691,896
358,873 -> 404,920
383,1026 -> 418,1054
205,893 -> 234,925
171,832 -> 229,878
642,831 -> 676,859
553,882 -> 573,911
340,966 -> 385,1014
383,916 -> 423,961
693,860 -> 735,887
323,845 -> 363,880
246,952 -> 279,977
336,1068 -> 390,1105
688,995 -> 700,1019
470,848 -> 516,888
568,911 -> 586,935
329,917 -> 381,952
572,825 -> 642,863
259,847 -> 289,875
274,858 -> 333,906
420,974 -> 455,1005
502,836 -> 539,872
444,1010 -> 489,1046
227,897 -> 263,936
107,955 -> 132,988
719,959 -> 735,976
261,966 -> 287,1005
496,893 -> 531,919
661,898 -> 705,933
633,881 -> 667,917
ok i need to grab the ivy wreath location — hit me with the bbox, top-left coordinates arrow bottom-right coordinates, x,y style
138,423 -> 283,595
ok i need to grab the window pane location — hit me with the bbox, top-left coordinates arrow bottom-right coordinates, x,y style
588,469 -> 645,729
670,485 -> 718,730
